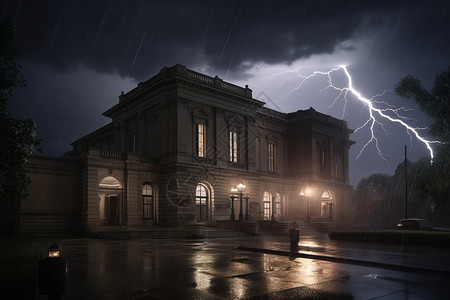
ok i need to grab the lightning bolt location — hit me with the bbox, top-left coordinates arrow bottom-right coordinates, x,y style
272,66 -> 440,162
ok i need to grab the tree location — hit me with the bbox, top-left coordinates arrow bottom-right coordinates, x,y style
0,18 -> 39,236
396,66 -> 450,147
353,173 -> 391,226
395,67 -> 450,226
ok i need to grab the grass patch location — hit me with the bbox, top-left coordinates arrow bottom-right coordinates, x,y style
0,252 -> 39,299
329,230 -> 450,246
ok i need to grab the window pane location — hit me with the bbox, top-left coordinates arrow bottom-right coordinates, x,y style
142,184 -> 152,196
197,124 -> 206,157
263,192 -> 271,220
268,143 -> 276,172
143,183 -> 153,219
195,184 -> 208,221
229,130 -> 238,162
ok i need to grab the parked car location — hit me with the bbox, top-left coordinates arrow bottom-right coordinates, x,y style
397,218 -> 433,230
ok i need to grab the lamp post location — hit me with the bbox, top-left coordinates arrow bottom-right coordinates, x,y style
305,189 -> 311,223
38,243 -> 67,299
244,196 -> 249,221
230,187 -> 237,220
300,188 -> 312,223
237,182 -> 246,221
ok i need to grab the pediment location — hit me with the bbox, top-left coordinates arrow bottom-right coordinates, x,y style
224,112 -> 245,127
189,106 -> 212,122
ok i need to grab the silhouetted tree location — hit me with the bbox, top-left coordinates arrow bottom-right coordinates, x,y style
395,67 -> 450,226
0,18 -> 39,236
353,173 -> 391,226
396,67 -> 450,144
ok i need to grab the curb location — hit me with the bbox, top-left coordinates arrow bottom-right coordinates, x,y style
236,246 -> 450,276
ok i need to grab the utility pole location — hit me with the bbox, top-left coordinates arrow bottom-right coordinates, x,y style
404,146 -> 408,219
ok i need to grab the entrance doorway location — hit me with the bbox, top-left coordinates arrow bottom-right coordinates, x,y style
98,176 -> 124,226
320,190 -> 334,220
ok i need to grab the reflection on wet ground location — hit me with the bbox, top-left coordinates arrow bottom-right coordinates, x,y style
16,235 -> 448,299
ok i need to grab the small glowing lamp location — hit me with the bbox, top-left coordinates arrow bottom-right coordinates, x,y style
48,243 -> 61,258
300,188 -> 312,196
237,182 -> 246,191
231,186 -> 238,193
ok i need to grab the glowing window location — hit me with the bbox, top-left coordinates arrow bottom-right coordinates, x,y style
196,124 -> 206,157
268,143 -> 276,172
99,176 -> 122,189
263,192 -> 271,220
229,130 -> 238,162
196,184 -> 209,221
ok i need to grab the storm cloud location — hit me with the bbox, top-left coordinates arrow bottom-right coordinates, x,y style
2,0 -> 450,184
5,0 -> 446,80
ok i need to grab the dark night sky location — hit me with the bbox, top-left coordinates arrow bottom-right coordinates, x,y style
2,0 -> 450,185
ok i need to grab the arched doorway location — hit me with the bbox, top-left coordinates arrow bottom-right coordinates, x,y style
320,190 -> 334,220
98,176 -> 124,226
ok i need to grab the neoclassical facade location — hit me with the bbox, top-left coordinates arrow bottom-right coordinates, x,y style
21,64 -> 354,235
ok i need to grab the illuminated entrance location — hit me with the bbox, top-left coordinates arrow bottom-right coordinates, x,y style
98,176 -> 124,226
320,190 -> 334,220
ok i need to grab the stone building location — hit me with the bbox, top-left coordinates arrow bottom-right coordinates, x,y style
20,64 -> 354,235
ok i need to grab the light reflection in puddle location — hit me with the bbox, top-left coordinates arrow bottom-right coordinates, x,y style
229,277 -> 247,299
194,270 -> 213,289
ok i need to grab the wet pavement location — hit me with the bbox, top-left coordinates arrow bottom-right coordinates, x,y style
4,228 -> 450,299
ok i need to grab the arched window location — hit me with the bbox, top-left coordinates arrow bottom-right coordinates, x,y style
196,183 -> 209,221
142,183 -> 153,220
263,192 -> 271,220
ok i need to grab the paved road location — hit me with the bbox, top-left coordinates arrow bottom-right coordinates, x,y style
21,234 -> 450,299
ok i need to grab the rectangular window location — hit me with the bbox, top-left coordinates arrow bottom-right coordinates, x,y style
268,143 -> 276,172
196,123 -> 206,157
275,201 -> 281,219
229,130 -> 238,162
264,201 -> 271,220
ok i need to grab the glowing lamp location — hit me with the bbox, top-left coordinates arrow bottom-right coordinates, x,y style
48,243 -> 61,258
237,182 -> 246,191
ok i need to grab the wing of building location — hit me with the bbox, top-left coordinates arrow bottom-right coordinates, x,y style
21,64 -> 354,236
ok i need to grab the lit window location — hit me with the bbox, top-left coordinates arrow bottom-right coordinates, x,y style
229,130 -> 238,162
196,124 -> 206,157
263,192 -> 271,220
274,193 -> 282,220
142,183 -> 153,219
196,184 -> 209,221
268,143 -> 276,172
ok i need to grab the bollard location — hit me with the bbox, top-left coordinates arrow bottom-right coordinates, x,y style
289,227 -> 300,261
38,243 -> 67,300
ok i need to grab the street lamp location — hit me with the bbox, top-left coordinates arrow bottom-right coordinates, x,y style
305,189 -> 311,223
237,182 -> 246,221
48,243 -> 62,258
